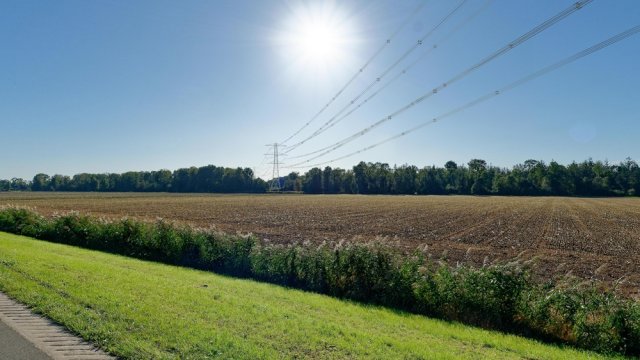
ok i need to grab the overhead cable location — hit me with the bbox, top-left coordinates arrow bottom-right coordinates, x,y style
286,24 -> 640,169
285,0 -> 469,153
287,0 -> 493,159
286,0 -> 594,167
280,1 -> 430,145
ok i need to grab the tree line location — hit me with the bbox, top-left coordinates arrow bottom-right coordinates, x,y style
1,158 -> 639,196
286,158 -> 640,197
0,165 -> 265,193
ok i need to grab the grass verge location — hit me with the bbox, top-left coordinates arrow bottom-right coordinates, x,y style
0,231 -> 618,359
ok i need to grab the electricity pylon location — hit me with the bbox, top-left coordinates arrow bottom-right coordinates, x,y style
265,143 -> 286,192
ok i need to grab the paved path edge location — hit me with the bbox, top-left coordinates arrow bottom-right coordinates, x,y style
0,292 -> 115,360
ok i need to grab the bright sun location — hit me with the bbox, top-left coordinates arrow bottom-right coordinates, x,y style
296,21 -> 342,61
275,3 -> 357,75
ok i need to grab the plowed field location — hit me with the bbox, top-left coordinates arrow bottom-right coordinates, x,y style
2,193 -> 639,297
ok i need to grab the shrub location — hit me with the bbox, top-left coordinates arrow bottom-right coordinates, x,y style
621,302 -> 640,355
0,207 -> 46,237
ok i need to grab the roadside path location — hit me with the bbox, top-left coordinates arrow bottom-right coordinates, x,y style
0,319 -> 51,360
0,292 -> 114,360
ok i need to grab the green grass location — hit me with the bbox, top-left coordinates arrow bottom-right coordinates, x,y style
0,232 -> 619,359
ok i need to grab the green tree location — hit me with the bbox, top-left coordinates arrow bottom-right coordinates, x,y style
322,167 -> 333,194
468,159 -> 489,195
0,180 -> 10,191
353,162 -> 369,194
393,165 -> 417,194
303,168 -> 323,194
10,178 -> 30,191
32,173 -> 51,191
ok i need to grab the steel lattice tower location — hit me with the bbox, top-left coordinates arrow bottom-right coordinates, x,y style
266,143 -> 285,192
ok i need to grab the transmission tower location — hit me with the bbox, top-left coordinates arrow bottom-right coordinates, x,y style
265,143 -> 286,192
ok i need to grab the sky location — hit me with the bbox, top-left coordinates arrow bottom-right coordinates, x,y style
1,0 -> 639,180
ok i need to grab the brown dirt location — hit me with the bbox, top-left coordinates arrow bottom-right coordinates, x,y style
2,192 -> 639,297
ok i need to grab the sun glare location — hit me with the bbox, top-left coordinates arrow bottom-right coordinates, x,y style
296,21 -> 342,60
275,3 -> 357,76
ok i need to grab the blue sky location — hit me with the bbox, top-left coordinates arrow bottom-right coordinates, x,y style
1,0 -> 638,180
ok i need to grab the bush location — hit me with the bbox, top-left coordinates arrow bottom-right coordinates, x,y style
621,303 -> 640,355
0,207 -> 638,356
0,207 -> 46,237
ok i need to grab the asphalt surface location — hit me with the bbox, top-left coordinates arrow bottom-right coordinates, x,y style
0,319 -> 51,360
0,292 -> 114,360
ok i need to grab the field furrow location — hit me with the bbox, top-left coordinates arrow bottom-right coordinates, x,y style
2,193 -> 639,297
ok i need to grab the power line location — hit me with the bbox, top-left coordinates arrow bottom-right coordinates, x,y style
285,24 -> 640,169
284,0 -> 469,153
285,0 -> 594,167
255,147 -> 279,180
255,153 -> 270,169
287,0 -> 493,160
257,157 -> 274,180
280,1 -> 430,145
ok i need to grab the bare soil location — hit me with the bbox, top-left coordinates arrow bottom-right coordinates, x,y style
2,192 -> 639,297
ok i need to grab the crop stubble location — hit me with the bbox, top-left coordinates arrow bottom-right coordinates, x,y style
1,193 -> 639,297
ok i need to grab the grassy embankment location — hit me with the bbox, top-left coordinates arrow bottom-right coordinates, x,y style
0,231 -> 614,359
